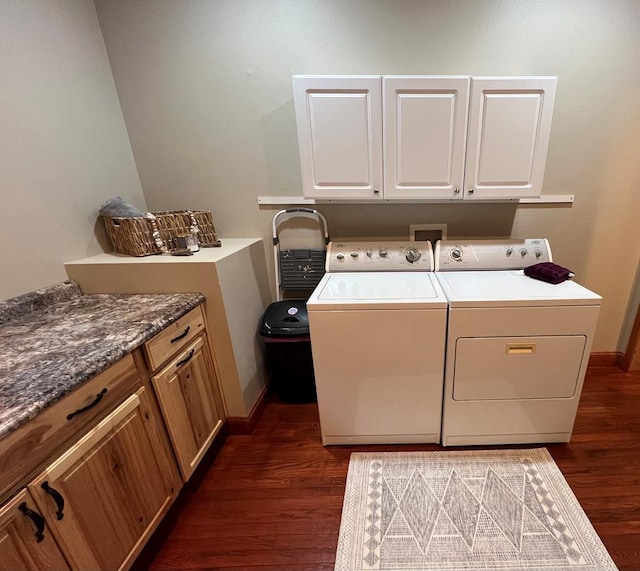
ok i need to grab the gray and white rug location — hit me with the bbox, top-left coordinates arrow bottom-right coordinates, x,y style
335,449 -> 618,571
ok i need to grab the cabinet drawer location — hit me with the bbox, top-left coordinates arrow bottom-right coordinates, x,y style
0,354 -> 140,504
144,305 -> 205,371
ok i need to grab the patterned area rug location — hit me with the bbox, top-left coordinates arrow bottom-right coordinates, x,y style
335,449 -> 618,571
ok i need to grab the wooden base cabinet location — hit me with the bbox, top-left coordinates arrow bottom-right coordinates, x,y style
27,387 -> 179,571
151,335 -> 224,481
0,489 -> 70,571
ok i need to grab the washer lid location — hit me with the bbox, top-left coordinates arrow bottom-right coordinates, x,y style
436,270 -> 601,307
307,272 -> 448,310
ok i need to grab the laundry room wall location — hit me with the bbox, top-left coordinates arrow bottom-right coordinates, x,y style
0,0 -> 146,300
93,0 -> 640,353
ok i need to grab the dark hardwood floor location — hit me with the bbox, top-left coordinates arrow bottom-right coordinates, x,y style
137,366 -> 640,571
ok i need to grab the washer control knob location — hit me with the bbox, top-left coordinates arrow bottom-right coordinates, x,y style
450,248 -> 463,262
405,248 -> 421,263
520,248 -> 528,257
366,249 -> 372,258
534,249 -> 542,258
336,253 -> 345,260
506,248 -> 513,256
350,251 -> 359,258
379,249 -> 388,258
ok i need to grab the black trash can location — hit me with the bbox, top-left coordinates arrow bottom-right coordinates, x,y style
259,300 -> 317,403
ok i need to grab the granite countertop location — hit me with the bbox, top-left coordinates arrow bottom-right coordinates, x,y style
0,281 -> 205,439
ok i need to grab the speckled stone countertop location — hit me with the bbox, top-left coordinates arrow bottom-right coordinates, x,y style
0,281 -> 204,439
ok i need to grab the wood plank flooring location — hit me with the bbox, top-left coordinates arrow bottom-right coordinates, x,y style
136,366 -> 640,571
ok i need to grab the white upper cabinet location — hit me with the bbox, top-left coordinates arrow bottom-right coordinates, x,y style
292,75 -> 557,201
383,76 -> 470,199
293,76 -> 383,199
464,77 -> 557,200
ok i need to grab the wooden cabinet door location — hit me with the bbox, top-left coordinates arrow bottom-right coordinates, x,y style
383,76 -> 470,199
0,489 -> 70,571
28,387 -> 178,571
151,335 -> 223,481
464,76 -> 557,199
293,75 -> 383,199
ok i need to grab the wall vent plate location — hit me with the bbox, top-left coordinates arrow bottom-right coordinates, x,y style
410,224 -> 447,242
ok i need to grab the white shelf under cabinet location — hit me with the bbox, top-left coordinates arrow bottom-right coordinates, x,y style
257,195 -> 574,205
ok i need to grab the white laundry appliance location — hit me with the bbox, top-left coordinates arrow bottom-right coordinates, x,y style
434,239 -> 602,447
306,241 -> 448,445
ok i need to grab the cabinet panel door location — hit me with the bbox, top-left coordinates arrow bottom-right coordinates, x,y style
152,336 -> 222,481
383,76 -> 469,199
0,489 -> 70,571
28,388 -> 177,571
293,76 -> 382,199
465,76 -> 557,199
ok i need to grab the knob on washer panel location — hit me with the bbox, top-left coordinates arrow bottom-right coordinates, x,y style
405,248 -> 421,263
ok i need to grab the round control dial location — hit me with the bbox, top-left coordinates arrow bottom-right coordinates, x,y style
379,249 -> 388,258
449,247 -> 463,262
405,248 -> 421,263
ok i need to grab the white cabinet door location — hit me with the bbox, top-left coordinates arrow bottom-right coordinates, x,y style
383,76 -> 470,199
464,76 -> 557,199
293,76 -> 382,199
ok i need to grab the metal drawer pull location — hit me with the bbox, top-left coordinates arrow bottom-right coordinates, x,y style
18,502 -> 45,543
506,343 -> 536,355
176,349 -> 195,368
41,482 -> 65,520
170,326 -> 191,344
66,388 -> 107,420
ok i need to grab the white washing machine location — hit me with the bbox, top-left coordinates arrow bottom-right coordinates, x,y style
434,239 -> 602,447
307,241 -> 447,445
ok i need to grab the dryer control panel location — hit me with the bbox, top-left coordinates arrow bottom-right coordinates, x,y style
326,241 -> 434,272
435,239 -> 552,271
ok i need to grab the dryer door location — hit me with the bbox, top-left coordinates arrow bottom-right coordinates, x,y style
453,335 -> 587,401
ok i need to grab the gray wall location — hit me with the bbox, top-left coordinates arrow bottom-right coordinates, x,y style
3,0 -> 639,354
93,0 -> 640,353
0,0 -> 145,300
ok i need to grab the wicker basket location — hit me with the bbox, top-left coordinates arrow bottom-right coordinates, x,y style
103,210 -> 220,257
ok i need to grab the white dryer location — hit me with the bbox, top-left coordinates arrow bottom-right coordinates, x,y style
307,241 -> 447,445
434,239 -> 602,447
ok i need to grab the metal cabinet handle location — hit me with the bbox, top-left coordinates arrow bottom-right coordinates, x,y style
176,349 -> 195,368
170,326 -> 190,344
66,388 -> 107,420
41,482 -> 65,520
18,502 -> 45,543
